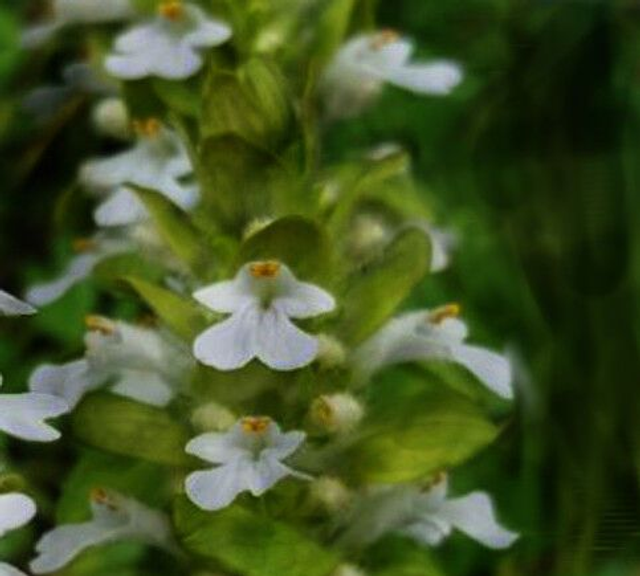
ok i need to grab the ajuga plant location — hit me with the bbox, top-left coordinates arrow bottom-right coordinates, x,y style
3,0 -> 519,574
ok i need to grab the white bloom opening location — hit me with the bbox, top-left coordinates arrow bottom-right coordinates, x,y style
193,261 -> 336,371
30,488 -> 175,574
0,289 -> 35,316
185,416 -> 310,511
341,475 -> 518,550
105,2 -> 232,80
0,493 -> 37,538
29,316 -> 191,409
321,31 -> 463,119
354,304 -> 513,399
0,376 -> 67,442
79,119 -> 198,227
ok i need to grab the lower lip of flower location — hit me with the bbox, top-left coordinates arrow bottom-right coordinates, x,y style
249,261 -> 281,279
241,416 -> 271,434
428,303 -> 461,325
158,1 -> 185,21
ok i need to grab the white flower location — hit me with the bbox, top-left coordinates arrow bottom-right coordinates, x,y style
310,393 -> 364,435
321,31 -> 463,119
185,416 -> 309,511
22,0 -> 135,48
92,97 -> 131,140
341,475 -> 518,550
79,119 -> 198,227
0,493 -> 37,538
0,376 -> 67,442
29,316 -> 191,409
0,563 -> 28,575
193,261 -> 336,371
353,304 -> 513,399
30,488 -> 175,574
25,236 -> 129,307
0,290 -> 35,316
105,2 -> 231,80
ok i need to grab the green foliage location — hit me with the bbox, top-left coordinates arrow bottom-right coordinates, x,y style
367,536 -> 446,576
174,497 -> 340,576
72,394 -> 192,466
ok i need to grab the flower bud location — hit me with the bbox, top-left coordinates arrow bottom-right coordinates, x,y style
309,476 -> 352,513
310,393 -> 364,434
316,334 -> 347,370
92,97 -> 130,140
348,214 -> 390,260
191,401 -> 236,432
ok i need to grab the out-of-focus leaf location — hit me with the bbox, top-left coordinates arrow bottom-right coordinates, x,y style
367,536 -> 445,576
122,80 -> 166,119
124,276 -> 209,341
339,229 -> 431,344
153,78 -> 201,117
310,0 -> 356,66
202,58 -> 293,149
174,497 -> 340,576
94,252 -> 166,288
72,394 -> 191,467
133,186 -> 209,274
0,8 -> 20,86
238,215 -> 333,282
56,542 -> 146,576
56,450 -> 171,523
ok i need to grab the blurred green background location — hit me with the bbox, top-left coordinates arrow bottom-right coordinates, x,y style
1,0 -> 640,575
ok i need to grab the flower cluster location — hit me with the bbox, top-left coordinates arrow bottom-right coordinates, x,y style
1,2 -> 519,574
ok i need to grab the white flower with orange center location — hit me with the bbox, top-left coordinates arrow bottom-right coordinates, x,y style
79,118 -> 198,227
29,315 -> 191,409
185,416 -> 309,511
354,304 -> 513,399
193,261 -> 336,371
105,1 -> 232,80
22,0 -> 135,48
321,30 -> 463,120
30,488 -> 175,574
340,474 -> 518,550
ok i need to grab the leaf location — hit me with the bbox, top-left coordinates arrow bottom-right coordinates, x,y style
72,394 -> 191,467
153,78 -> 201,117
368,536 -> 446,576
93,252 -> 166,288
174,497 -> 340,576
132,185 -> 209,274
201,58 -> 293,149
342,368 -> 499,484
339,229 -> 431,344
310,0 -> 356,66
238,215 -> 333,282
124,276 -> 209,341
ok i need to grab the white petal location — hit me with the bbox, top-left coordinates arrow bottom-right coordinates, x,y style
21,21 -> 62,49
247,458 -> 296,496
28,359 -> 99,409
185,19 -> 232,47
110,370 -> 174,407
193,280 -> 252,314
25,253 -> 101,307
370,38 -> 413,70
193,308 -> 257,371
150,44 -> 203,80
105,53 -> 151,80
30,522 -> 115,574
255,308 -> 318,371
113,23 -> 159,52
79,150 -> 141,192
185,431 -> 249,465
0,562 -> 29,576
387,61 -> 463,95
275,282 -> 335,319
439,492 -> 519,549
400,517 -> 451,546
263,430 -> 306,460
0,290 -> 36,316
0,493 -> 37,537
185,460 -> 249,511
94,188 -> 149,227
451,345 -> 513,399
0,394 -> 69,442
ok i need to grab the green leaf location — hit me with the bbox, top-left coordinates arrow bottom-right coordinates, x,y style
124,276 -> 209,341
339,229 -> 431,344
311,0 -> 357,66
368,536 -> 446,576
93,252 -> 166,288
133,185 -> 209,274
343,374 -> 498,484
72,394 -> 191,466
153,78 -> 201,117
202,58 -> 293,149
238,215 -> 333,282
174,497 -> 340,576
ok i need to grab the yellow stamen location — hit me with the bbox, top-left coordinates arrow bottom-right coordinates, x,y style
158,1 -> 185,21
428,303 -> 461,325
132,118 -> 162,139
249,261 -> 281,279
241,416 -> 271,435
72,238 -> 96,253
85,315 -> 116,335
371,29 -> 400,50
90,487 -> 119,510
